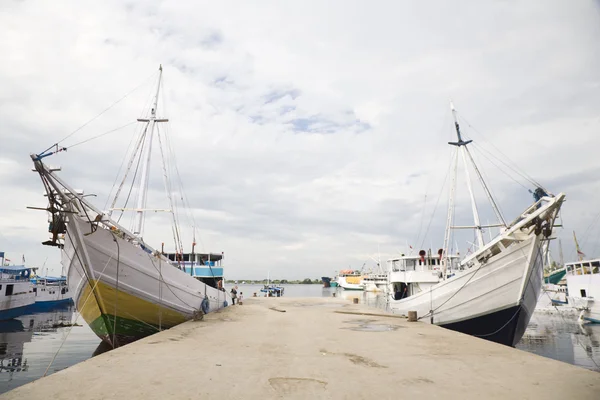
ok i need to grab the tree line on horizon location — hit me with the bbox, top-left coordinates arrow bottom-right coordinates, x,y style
225,278 -> 322,284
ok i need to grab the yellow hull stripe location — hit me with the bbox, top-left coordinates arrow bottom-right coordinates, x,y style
77,280 -> 189,329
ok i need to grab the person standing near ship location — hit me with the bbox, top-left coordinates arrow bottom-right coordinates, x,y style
230,287 -> 238,305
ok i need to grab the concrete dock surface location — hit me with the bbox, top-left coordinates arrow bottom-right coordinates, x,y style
3,297 -> 599,399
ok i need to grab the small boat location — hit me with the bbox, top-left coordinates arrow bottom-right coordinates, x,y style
362,273 -> 388,292
330,280 -> 339,288
321,277 -> 332,288
337,270 -> 364,291
564,259 -> 600,324
544,267 -> 566,285
31,275 -> 72,307
260,285 -> 284,297
0,264 -> 36,320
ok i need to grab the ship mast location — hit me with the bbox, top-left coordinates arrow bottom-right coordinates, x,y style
573,231 -> 584,261
442,102 -> 507,278
133,65 -> 168,237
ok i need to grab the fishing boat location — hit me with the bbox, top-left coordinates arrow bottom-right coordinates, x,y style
564,259 -> 600,324
0,262 -> 35,320
31,275 -> 72,307
30,66 -> 231,347
337,270 -> 364,291
260,285 -> 285,297
260,272 -> 284,296
387,103 -> 565,346
321,277 -> 332,288
362,273 -> 388,292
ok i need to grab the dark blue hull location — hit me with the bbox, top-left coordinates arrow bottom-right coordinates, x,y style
439,305 -> 525,347
31,298 -> 73,311
0,304 -> 36,321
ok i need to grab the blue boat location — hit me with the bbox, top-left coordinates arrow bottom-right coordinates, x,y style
0,264 -> 36,320
260,285 -> 285,297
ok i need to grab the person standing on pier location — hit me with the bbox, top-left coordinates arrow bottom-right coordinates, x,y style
238,292 -> 243,305
230,287 -> 238,305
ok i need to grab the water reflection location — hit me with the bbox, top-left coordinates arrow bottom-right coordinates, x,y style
0,305 -> 100,394
0,305 -> 73,379
516,314 -> 600,372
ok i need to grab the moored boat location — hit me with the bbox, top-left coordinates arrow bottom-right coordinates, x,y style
0,263 -> 35,320
337,270 -> 364,291
30,66 -> 231,347
564,259 -> 600,324
362,273 -> 388,292
387,103 -> 565,346
31,275 -> 72,307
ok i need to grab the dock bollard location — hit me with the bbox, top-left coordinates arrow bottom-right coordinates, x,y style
408,311 -> 417,322
352,298 -> 359,304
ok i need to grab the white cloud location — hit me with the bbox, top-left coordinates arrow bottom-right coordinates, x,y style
0,0 -> 599,278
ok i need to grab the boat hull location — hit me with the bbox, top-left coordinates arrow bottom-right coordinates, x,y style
0,281 -> 35,321
388,234 -> 543,347
338,276 -> 364,291
64,216 -> 231,347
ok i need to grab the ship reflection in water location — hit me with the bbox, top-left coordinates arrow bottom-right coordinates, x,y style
0,304 -> 100,394
516,313 -> 600,372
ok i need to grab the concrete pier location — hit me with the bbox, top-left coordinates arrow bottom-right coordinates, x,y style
3,297 -> 599,399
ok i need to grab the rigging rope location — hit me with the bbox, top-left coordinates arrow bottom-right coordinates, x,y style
66,121 -> 137,149
418,147 -> 456,250
456,112 -> 546,191
40,70 -> 158,155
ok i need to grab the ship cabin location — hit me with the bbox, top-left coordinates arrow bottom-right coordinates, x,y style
565,259 -> 600,276
387,249 -> 461,300
164,252 -> 225,290
565,259 -> 600,301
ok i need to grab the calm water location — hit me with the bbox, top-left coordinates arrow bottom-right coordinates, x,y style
0,285 -> 598,394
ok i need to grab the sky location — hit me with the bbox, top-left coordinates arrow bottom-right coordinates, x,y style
0,0 -> 599,279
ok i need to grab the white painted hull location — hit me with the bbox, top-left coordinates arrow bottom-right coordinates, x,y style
566,273 -> 600,324
337,276 -> 364,291
388,235 -> 543,346
363,281 -> 381,292
536,284 -> 567,309
0,281 -> 35,319
34,282 -> 72,303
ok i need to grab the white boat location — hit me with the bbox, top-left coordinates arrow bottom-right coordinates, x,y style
31,275 -> 72,306
0,264 -> 35,320
362,273 -> 388,292
30,66 -> 231,347
564,259 -> 600,324
387,103 -> 565,346
337,270 -> 364,291
537,283 -> 568,309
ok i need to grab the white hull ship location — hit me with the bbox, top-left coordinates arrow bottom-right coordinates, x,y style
337,270 -> 364,291
31,66 -> 231,347
564,259 -> 600,324
32,275 -> 72,306
0,261 -> 35,320
362,273 -> 388,292
387,103 -> 565,346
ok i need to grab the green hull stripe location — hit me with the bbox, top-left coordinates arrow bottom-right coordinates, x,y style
88,313 -> 177,339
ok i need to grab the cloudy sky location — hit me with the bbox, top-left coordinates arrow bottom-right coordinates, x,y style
1,0 -> 599,279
